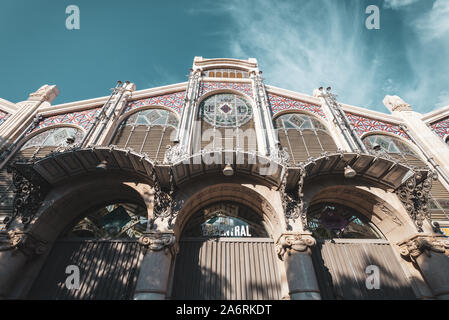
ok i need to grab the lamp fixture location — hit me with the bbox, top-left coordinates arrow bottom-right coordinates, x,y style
344,165 -> 356,178
96,160 -> 108,170
223,164 -> 234,176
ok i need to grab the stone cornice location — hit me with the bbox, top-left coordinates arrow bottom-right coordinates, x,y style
422,106 -> 449,124
0,98 -> 17,114
193,57 -> 258,70
265,85 -> 322,106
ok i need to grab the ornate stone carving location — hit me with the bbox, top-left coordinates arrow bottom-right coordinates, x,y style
138,232 -> 177,255
271,144 -> 290,166
148,168 -> 179,229
396,171 -> 436,232
383,95 -> 412,112
0,231 -> 47,257
164,143 -> 185,164
28,85 -> 59,103
280,167 -> 307,230
276,233 -> 316,260
399,235 -> 449,261
4,164 -> 48,227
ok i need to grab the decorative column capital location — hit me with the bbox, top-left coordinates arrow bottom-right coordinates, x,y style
138,232 -> 177,256
398,235 -> 449,261
275,232 -> 316,260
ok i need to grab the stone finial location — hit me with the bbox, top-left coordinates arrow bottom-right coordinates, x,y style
313,88 -> 323,98
383,95 -> 412,112
28,85 -> 60,103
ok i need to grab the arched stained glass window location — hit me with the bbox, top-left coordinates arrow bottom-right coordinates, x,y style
182,202 -> 269,238
64,202 -> 147,240
22,127 -> 84,150
275,113 -> 337,165
200,93 -> 253,127
122,109 -> 178,128
196,93 -> 257,153
111,108 -> 179,161
363,135 -> 419,157
307,202 -> 382,239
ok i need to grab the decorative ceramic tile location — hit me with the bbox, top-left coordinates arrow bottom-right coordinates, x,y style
430,116 -> 449,140
268,93 -> 326,119
125,91 -> 185,114
200,81 -> 253,98
33,107 -> 101,133
0,110 -> 10,127
346,113 -> 410,140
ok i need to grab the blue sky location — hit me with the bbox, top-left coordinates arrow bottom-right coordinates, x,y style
1,0 -> 448,114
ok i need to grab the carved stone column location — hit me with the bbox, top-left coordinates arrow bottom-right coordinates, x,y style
399,235 -> 449,299
276,232 -> 321,300
133,232 -> 178,300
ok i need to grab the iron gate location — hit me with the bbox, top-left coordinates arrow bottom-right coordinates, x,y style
311,239 -> 417,299
28,239 -> 145,300
172,238 -> 283,300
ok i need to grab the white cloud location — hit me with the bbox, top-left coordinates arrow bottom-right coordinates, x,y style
414,0 -> 449,41
383,0 -> 421,9
216,0 -> 383,109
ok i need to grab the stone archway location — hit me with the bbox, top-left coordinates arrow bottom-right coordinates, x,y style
169,183 -> 287,300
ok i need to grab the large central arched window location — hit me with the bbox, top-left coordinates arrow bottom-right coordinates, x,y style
182,202 -> 269,238
195,93 -> 257,153
111,108 -> 178,161
307,202 -> 382,239
275,113 -> 337,165
363,134 -> 449,222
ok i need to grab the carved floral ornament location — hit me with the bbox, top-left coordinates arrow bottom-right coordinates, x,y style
399,235 -> 449,261
382,95 -> 412,112
275,233 -> 316,260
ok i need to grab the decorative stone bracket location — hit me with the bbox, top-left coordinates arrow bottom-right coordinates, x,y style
279,168 -> 307,231
396,170 -> 436,232
138,232 -> 177,256
275,233 -> 316,260
399,235 -> 449,262
0,230 -> 47,257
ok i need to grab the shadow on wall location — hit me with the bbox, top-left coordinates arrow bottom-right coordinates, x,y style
171,238 -> 283,300
311,241 -> 418,300
27,240 -> 145,300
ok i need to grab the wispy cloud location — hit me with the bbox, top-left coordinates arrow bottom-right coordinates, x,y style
383,0 -> 421,9
414,0 -> 449,41
212,0 -> 386,110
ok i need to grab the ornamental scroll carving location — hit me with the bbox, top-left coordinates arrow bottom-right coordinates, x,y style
138,232 -> 177,256
275,233 -> 316,260
148,168 -> 180,230
383,95 -> 412,112
399,235 -> 449,261
3,164 -> 48,228
279,167 -> 307,230
396,171 -> 436,232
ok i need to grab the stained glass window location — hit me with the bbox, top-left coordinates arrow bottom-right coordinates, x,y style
22,127 -> 84,149
363,135 -> 418,157
307,202 -> 382,239
123,109 -> 178,128
65,202 -> 147,240
275,113 -> 327,131
199,94 -> 253,127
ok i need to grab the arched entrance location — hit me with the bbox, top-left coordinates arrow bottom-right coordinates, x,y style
307,198 -> 417,300
171,200 -> 283,300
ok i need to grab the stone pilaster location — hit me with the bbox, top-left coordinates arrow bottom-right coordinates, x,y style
276,232 -> 321,300
398,234 -> 449,299
133,232 -> 178,300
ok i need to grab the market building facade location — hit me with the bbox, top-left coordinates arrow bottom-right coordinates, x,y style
0,57 -> 448,300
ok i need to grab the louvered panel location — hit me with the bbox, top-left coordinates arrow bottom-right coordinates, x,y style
285,129 -> 308,163
126,126 -> 147,153
404,155 -> 426,169
141,127 -> 163,159
316,131 -> 338,152
35,146 -> 57,158
172,238 -> 282,300
27,240 -> 144,300
431,179 -> 449,199
277,130 -> 294,164
240,120 -> 257,153
302,130 -> 323,158
311,240 -> 416,300
15,147 -> 40,160
112,126 -> 132,147
201,121 -> 214,150
157,127 -> 176,162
